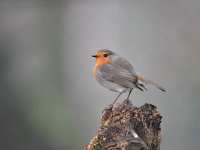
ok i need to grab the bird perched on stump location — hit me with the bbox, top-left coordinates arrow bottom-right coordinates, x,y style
92,49 -> 165,104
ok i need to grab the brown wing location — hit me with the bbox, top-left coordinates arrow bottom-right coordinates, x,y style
99,64 -> 137,89
112,56 -> 136,74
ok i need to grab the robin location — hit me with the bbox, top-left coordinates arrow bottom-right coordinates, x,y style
92,49 -> 165,104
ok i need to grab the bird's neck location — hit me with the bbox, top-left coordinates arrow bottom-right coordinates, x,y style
94,58 -> 111,77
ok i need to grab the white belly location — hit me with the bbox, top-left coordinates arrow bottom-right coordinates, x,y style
98,79 -> 127,92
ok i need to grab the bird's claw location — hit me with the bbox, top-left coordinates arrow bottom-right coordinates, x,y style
102,104 -> 113,113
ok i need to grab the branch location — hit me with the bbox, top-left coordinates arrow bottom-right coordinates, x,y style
84,99 -> 162,150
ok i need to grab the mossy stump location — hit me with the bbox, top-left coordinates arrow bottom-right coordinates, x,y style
84,99 -> 162,150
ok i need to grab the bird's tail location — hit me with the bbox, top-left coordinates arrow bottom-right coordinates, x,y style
137,75 -> 166,92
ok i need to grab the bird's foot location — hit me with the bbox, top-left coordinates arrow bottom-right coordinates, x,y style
102,104 -> 113,113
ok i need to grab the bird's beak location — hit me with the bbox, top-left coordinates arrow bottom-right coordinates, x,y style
92,55 -> 98,58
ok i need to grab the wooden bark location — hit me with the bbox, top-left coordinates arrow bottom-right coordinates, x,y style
84,99 -> 162,150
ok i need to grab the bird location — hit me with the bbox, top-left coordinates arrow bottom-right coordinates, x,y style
92,49 -> 166,104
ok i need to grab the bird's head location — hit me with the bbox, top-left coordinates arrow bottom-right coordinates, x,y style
92,49 -> 115,66
93,49 -> 116,62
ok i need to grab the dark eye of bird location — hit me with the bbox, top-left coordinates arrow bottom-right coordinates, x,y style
103,54 -> 108,57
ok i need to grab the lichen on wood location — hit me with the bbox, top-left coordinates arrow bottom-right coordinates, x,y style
84,99 -> 162,150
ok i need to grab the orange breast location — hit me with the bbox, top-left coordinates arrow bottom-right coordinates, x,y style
94,57 -> 111,79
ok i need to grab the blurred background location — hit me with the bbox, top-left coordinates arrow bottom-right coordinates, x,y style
0,0 -> 200,150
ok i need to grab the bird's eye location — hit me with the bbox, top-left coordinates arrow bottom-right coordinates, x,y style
103,54 -> 108,57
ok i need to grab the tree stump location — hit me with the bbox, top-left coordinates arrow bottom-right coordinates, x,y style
84,99 -> 162,150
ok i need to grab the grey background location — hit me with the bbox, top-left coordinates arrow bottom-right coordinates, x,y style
0,0 -> 200,150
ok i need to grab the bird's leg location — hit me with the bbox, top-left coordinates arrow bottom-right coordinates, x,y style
102,90 -> 124,113
112,90 -> 124,104
127,89 -> 133,100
